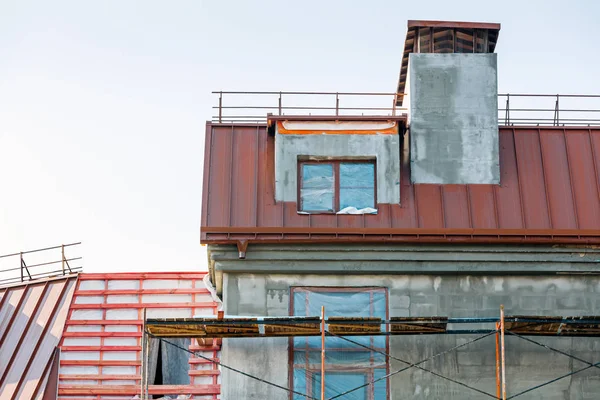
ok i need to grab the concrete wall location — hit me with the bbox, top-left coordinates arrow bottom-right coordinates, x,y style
274,134 -> 401,204
409,53 -> 499,184
211,244 -> 600,399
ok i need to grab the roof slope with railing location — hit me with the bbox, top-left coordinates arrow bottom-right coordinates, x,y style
201,123 -> 600,245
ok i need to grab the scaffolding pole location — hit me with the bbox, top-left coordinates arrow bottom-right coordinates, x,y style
495,321 -> 501,399
141,308 -> 148,400
320,306 -> 326,400
500,305 -> 506,400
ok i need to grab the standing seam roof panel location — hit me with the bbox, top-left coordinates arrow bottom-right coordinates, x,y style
201,126 -> 600,242
0,275 -> 77,400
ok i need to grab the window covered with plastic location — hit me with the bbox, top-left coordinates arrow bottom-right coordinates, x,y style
299,161 -> 376,213
291,287 -> 388,399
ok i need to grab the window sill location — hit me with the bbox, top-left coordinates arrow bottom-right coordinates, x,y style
298,207 -> 378,215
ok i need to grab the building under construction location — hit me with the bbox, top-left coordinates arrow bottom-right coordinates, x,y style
198,20 -> 600,400
4,19 -> 600,400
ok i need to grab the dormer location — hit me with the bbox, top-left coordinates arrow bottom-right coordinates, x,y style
268,115 -> 407,213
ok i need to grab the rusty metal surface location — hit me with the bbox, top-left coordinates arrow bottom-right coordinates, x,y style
201,125 -> 600,244
0,275 -> 77,400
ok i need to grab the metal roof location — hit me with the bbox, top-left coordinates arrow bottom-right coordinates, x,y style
0,275 -> 78,400
201,125 -> 600,246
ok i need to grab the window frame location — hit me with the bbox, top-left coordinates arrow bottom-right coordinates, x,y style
297,159 -> 377,214
288,286 -> 390,400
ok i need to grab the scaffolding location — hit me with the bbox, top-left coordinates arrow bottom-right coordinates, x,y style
141,306 -> 600,400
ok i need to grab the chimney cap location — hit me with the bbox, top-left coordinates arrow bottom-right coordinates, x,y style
407,20 -> 501,30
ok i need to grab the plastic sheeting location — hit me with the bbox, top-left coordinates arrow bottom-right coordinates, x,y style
300,162 -> 376,212
147,337 -> 191,385
292,288 -> 387,400
107,280 -> 139,290
336,207 -> 378,215
301,164 -> 334,211
143,279 -> 193,289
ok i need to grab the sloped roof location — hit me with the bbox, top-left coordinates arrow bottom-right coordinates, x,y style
201,125 -> 600,245
58,272 -> 221,399
0,275 -> 78,400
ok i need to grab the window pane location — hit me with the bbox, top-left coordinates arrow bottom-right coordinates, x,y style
301,164 -> 334,211
301,188 -> 334,211
340,188 -> 375,210
292,288 -> 388,399
302,164 -> 334,188
340,163 -> 374,188
313,372 -> 367,400
339,163 -> 375,210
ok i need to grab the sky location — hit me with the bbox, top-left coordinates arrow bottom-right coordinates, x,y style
1,0 -> 599,274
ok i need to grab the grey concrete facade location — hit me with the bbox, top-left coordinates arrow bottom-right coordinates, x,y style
210,244 -> 600,399
409,54 -> 499,184
274,133 -> 401,204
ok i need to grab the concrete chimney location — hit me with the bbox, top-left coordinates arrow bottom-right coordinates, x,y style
397,21 -> 501,184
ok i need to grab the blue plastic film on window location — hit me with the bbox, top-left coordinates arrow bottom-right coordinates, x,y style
313,372 -> 367,400
292,288 -> 387,399
302,164 -> 334,188
340,188 -> 375,210
339,163 -> 375,210
301,164 -> 334,211
301,188 -> 334,211
293,368 -> 308,400
293,350 -> 386,366
340,163 -> 374,188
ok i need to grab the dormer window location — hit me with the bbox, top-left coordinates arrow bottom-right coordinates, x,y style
298,160 -> 376,213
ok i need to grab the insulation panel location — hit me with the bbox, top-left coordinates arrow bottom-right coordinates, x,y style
58,272 -> 221,400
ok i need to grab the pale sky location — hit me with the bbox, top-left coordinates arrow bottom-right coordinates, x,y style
1,0 -> 599,274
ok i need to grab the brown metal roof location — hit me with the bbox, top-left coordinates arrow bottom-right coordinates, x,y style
201,124 -> 600,245
0,275 -> 77,400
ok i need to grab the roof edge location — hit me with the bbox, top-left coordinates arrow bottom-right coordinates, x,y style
267,114 -> 407,122
408,20 -> 501,30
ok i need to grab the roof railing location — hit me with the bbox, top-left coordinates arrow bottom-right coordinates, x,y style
500,93 -> 600,126
0,242 -> 82,286
212,91 -> 404,124
212,91 -> 600,127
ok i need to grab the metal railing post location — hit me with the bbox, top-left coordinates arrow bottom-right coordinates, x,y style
61,245 -> 65,275
335,93 -> 339,116
278,92 -> 282,116
554,94 -> 560,126
505,94 -> 510,126
20,252 -> 23,282
218,91 -> 223,123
